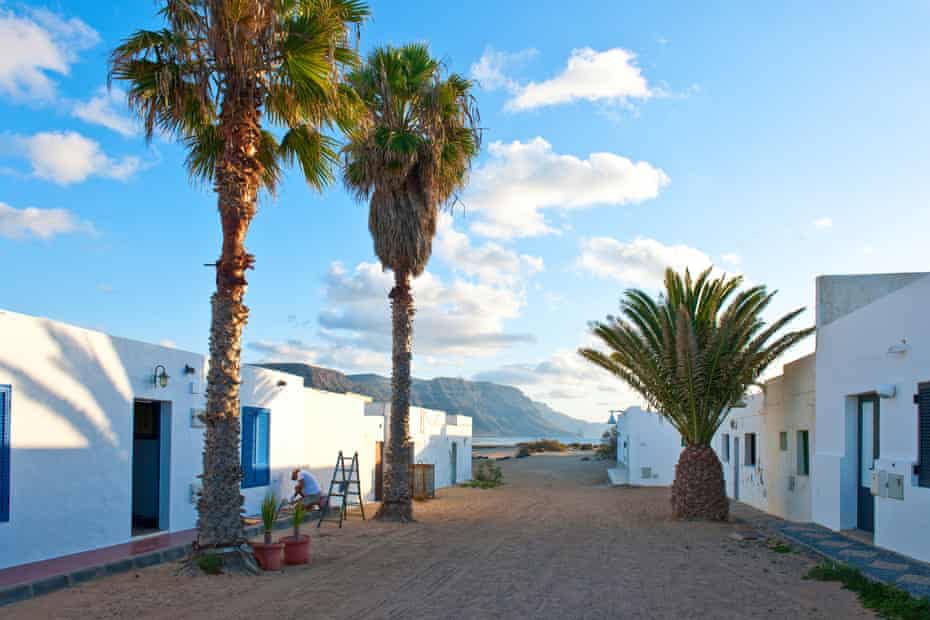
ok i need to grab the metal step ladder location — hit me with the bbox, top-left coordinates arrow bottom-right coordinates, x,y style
318,451 -> 366,528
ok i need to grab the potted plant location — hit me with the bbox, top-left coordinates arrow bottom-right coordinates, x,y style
282,501 -> 310,565
251,493 -> 284,571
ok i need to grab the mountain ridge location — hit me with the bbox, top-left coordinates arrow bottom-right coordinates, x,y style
255,362 -> 605,438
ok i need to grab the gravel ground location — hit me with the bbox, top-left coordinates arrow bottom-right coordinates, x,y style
6,454 -> 872,619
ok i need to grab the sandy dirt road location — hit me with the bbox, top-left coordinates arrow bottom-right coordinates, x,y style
6,454 -> 871,619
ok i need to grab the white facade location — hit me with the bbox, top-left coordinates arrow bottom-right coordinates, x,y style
813,273 -> 930,563
0,309 -> 471,571
714,354 -> 816,522
365,402 -> 473,489
613,406 -> 682,486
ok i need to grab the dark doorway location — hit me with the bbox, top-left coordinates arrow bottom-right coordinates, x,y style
132,400 -> 161,534
857,395 -> 880,532
450,442 -> 458,485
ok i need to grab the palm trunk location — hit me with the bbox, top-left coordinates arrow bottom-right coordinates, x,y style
197,96 -> 263,549
671,445 -> 729,521
376,268 -> 415,521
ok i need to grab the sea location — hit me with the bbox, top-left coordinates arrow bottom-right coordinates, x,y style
473,435 -> 603,447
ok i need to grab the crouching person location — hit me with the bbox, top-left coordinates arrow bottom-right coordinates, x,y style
291,468 -> 324,510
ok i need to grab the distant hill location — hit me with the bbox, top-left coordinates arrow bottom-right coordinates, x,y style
255,363 -> 606,438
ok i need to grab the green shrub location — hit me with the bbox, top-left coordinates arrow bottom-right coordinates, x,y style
463,460 -> 503,488
594,427 -> 618,460
196,552 -> 224,575
523,439 -> 568,453
261,492 -> 281,544
806,562 -> 930,620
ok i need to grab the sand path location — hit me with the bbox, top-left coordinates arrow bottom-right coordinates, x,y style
6,454 -> 871,619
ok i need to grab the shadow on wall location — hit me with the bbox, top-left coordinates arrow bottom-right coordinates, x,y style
0,321 -> 139,564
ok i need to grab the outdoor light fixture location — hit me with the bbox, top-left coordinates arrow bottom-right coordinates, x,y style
183,364 -> 196,375
154,365 -> 170,388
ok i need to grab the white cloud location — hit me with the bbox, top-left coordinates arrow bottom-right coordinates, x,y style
435,214 -> 543,284
249,339 -> 391,375
469,47 -> 537,91
315,262 -> 534,360
0,201 -> 95,239
813,217 -> 833,230
12,131 -> 141,184
576,236 -> 715,288
0,7 -> 99,102
159,339 -> 178,349
721,252 -> 742,266
504,48 -> 652,111
73,87 -> 138,137
464,137 -> 668,239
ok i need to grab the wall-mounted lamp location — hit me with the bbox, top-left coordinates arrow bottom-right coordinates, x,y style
183,364 -> 197,375
276,380 -> 287,388
154,365 -> 170,388
887,340 -> 909,355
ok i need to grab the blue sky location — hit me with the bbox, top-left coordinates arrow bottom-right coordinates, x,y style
2,1 -> 929,422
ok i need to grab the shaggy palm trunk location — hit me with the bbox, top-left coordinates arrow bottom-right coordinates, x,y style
671,446 -> 729,521
376,268 -> 414,522
197,96 -> 263,549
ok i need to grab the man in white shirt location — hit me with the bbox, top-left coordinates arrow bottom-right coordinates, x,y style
291,468 -> 323,509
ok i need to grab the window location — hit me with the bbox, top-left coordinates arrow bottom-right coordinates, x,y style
779,431 -> 788,451
241,407 -> 270,489
0,386 -> 9,522
918,382 -> 930,488
721,434 -> 730,463
797,430 -> 810,476
744,433 -> 757,466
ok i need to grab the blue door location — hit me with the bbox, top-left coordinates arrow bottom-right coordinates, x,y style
858,395 -> 880,532
733,438 -> 740,501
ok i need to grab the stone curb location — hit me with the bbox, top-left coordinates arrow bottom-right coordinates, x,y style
734,514 -> 930,601
0,511 -> 321,608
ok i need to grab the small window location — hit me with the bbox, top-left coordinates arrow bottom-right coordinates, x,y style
797,430 -> 810,476
721,433 -> 730,463
0,386 -> 10,522
744,433 -> 757,466
779,432 -> 788,451
241,407 -> 270,489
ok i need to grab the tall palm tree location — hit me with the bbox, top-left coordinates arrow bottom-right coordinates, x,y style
110,0 -> 368,555
343,44 -> 481,521
580,268 -> 813,520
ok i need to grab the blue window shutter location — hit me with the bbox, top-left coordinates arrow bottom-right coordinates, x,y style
255,410 -> 270,486
241,408 -> 256,488
0,386 -> 10,522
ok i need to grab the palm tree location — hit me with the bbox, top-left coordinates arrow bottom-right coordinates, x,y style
342,44 -> 481,521
580,268 -> 813,520
110,0 -> 368,555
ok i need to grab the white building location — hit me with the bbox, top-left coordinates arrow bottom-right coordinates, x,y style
715,354 -> 816,522
365,402 -> 473,491
611,406 -> 682,486
813,273 -> 930,563
0,309 -> 471,571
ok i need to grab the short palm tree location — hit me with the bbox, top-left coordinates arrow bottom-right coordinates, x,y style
343,44 -> 480,521
580,268 -> 813,520
110,0 -> 368,555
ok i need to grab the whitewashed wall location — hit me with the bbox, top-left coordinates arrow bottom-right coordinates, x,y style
365,402 -> 473,489
814,273 -> 930,563
615,407 -> 682,487
303,389 -> 381,501
716,394 -> 766,512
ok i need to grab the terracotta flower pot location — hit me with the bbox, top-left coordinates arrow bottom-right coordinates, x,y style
282,534 -> 310,565
251,541 -> 284,571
